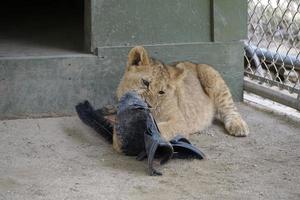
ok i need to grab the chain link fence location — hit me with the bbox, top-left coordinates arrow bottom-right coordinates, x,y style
244,0 -> 300,110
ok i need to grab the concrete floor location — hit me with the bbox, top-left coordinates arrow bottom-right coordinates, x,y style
0,103 -> 299,200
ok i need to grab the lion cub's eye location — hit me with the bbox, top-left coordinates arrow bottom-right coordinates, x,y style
142,79 -> 150,87
158,91 -> 165,95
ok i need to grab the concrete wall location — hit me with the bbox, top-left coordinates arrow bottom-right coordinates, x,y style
0,0 -> 247,119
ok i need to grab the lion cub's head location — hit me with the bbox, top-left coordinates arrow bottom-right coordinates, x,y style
116,46 -> 186,111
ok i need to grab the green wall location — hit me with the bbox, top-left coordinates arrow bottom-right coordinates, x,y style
90,0 -> 211,50
0,0 -> 247,119
88,0 -> 247,51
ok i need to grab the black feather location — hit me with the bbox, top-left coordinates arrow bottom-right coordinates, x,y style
75,100 -> 113,143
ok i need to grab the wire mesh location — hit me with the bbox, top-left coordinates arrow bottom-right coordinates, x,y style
244,0 -> 300,100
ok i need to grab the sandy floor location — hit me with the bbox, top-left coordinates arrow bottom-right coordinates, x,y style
0,104 -> 299,200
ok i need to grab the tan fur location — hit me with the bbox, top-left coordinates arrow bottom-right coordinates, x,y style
115,46 -> 249,149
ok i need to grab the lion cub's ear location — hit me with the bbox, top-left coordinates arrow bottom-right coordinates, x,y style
127,46 -> 150,68
170,63 -> 186,82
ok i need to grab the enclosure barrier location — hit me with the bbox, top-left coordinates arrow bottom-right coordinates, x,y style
244,0 -> 300,110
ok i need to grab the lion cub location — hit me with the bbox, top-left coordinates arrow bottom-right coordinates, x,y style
116,46 -> 249,142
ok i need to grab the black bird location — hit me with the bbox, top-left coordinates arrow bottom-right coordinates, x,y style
75,91 -> 205,175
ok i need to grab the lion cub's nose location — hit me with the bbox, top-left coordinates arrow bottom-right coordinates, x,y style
142,79 -> 150,88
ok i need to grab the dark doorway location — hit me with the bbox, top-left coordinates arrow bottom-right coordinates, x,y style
0,0 -> 85,57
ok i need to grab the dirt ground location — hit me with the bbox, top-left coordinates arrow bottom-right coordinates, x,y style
0,103 -> 299,200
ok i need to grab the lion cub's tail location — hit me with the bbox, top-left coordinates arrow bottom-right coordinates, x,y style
75,101 -> 113,143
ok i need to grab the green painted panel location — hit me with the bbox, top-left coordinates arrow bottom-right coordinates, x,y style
212,0 -> 247,42
91,0 -> 211,49
0,55 -> 122,119
84,0 -> 92,52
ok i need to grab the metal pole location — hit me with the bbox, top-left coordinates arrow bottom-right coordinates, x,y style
244,80 -> 300,111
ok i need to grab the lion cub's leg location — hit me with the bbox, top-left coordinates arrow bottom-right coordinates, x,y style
196,64 -> 249,136
157,118 -> 188,141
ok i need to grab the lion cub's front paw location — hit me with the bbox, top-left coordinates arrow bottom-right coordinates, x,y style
225,117 -> 249,137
